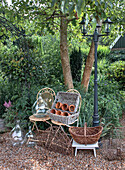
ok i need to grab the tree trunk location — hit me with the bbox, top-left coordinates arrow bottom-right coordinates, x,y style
81,16 -> 101,92
60,16 -> 74,89
81,40 -> 95,92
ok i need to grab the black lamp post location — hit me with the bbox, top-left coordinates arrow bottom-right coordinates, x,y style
80,17 -> 112,127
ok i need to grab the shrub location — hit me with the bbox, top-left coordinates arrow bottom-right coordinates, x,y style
97,45 -> 110,59
0,71 -> 10,117
0,34 -> 64,118
41,34 -> 63,84
70,48 -> 83,82
109,50 -> 125,62
97,58 -> 109,75
2,84 -> 38,129
79,89 -> 94,127
107,61 -> 125,89
81,45 -> 110,62
77,76 -> 123,136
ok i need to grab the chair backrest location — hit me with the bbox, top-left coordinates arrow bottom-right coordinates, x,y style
66,89 -> 82,112
36,87 -> 56,109
66,89 -> 82,126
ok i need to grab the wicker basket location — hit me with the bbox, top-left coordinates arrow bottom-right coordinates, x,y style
48,92 -> 80,125
69,123 -> 103,145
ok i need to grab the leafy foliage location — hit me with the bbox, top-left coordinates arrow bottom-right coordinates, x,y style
70,48 -> 83,82
77,76 -> 123,137
0,34 -> 64,127
97,46 -> 110,59
0,0 -> 124,136
107,61 -> 125,90
41,34 -> 63,85
77,55 -> 124,136
109,50 -> 125,62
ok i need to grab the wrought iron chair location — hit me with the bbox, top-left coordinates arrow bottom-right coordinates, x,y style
29,87 -> 56,131
66,88 -> 82,127
48,89 -> 82,153
36,87 -> 56,109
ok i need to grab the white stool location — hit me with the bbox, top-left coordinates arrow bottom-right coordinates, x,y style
72,140 -> 99,157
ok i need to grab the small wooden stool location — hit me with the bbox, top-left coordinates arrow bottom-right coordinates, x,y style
72,140 -> 99,157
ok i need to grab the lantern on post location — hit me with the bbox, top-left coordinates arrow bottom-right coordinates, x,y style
79,17 -> 113,127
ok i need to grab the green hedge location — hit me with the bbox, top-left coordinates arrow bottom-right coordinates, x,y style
70,48 -> 83,82
109,50 -> 125,62
107,61 -> 125,89
81,45 -> 110,61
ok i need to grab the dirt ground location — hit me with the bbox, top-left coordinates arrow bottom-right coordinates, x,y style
0,113 -> 125,170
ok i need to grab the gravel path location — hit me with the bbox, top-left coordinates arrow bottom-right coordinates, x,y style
0,132 -> 125,170
0,113 -> 124,169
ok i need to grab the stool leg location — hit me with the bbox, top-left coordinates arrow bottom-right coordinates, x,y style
93,148 -> 96,157
75,148 -> 77,156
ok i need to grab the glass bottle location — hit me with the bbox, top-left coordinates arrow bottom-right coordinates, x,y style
10,120 -> 23,146
26,126 -> 35,147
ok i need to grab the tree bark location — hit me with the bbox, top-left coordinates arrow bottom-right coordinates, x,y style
81,40 -> 95,92
60,16 -> 74,89
81,16 -> 101,92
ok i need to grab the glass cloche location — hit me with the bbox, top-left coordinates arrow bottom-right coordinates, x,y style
32,93 -> 49,118
10,120 -> 23,146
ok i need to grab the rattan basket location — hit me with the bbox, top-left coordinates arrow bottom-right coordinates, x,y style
69,123 -> 103,145
48,92 -> 80,125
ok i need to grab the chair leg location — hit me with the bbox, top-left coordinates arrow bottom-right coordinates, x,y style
32,121 -> 39,132
48,125 -> 61,147
45,124 -> 53,147
66,138 -> 73,155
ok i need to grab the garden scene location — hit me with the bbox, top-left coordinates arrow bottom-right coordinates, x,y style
0,0 -> 125,169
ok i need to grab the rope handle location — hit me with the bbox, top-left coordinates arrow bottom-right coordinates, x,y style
84,122 -> 87,137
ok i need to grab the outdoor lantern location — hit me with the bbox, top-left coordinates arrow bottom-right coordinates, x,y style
79,16 -> 113,129
96,24 -> 101,33
79,17 -> 87,35
103,17 -> 113,34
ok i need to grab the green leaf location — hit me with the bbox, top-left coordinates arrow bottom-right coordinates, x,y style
51,0 -> 57,7
76,0 -> 85,16
68,3 -> 75,16
72,19 -> 76,26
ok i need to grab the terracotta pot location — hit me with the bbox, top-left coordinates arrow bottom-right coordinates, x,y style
56,110 -> 62,115
55,102 -> 63,109
61,103 -> 69,111
50,109 -> 56,114
69,105 -> 75,112
61,112 -> 70,116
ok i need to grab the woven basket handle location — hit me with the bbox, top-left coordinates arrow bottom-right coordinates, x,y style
84,122 -> 87,137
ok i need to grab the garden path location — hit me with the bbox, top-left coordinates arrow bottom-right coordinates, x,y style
0,112 -> 124,169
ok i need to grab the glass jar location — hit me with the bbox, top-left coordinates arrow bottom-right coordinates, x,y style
10,120 -> 23,146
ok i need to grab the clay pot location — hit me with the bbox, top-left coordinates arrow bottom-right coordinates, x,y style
50,109 -> 56,114
56,110 -> 62,115
55,102 -> 63,109
61,112 -> 70,116
61,103 -> 69,111
69,105 -> 75,112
